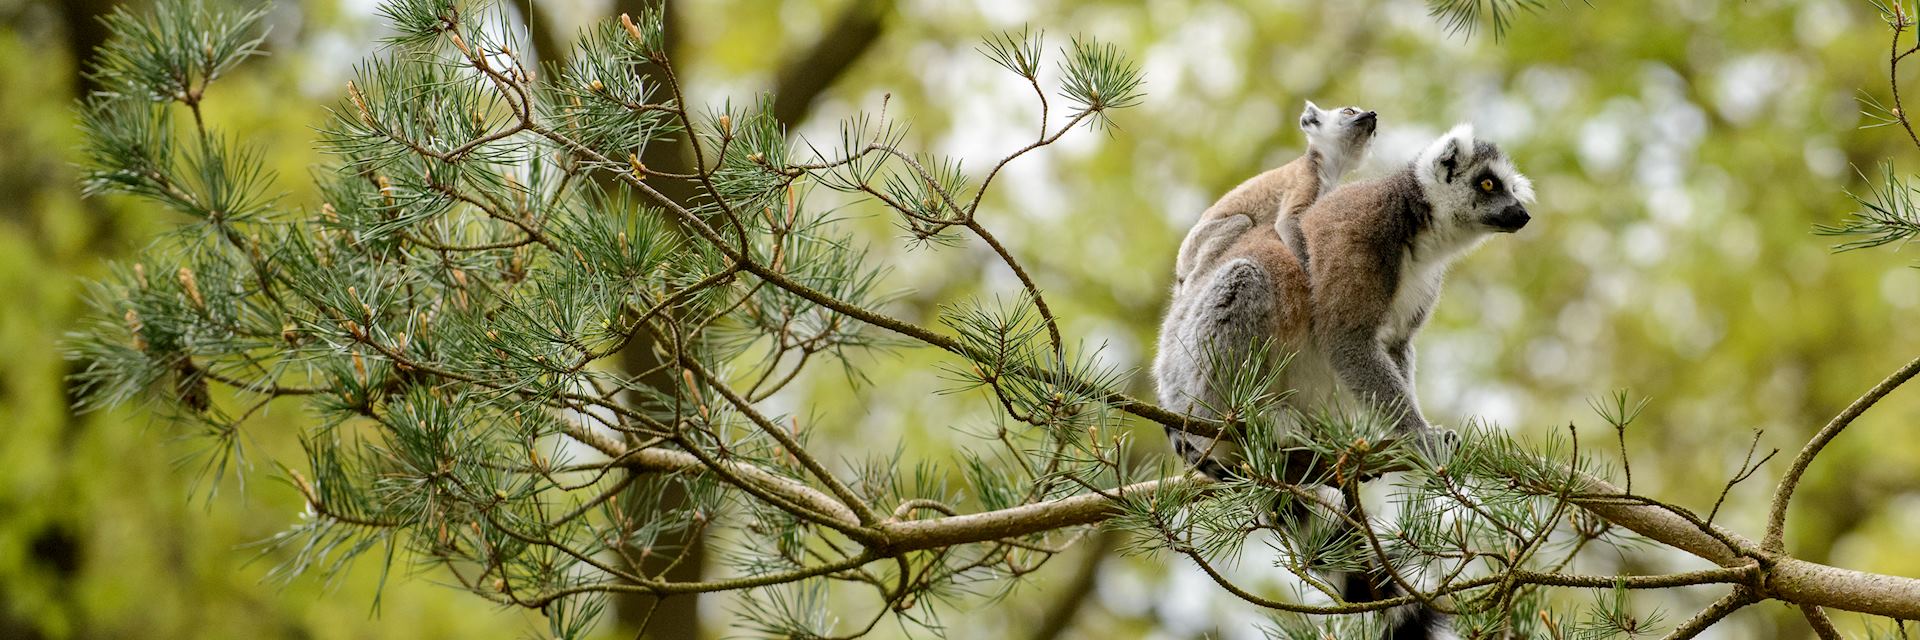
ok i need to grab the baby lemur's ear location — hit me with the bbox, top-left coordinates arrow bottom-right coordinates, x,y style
1416,124 -> 1476,186
1299,101 -> 1324,131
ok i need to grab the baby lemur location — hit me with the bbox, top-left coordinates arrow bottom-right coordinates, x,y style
1170,101 -> 1379,294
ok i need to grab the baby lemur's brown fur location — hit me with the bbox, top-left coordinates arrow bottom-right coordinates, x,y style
1170,102 -> 1378,294
1171,156 -> 1326,290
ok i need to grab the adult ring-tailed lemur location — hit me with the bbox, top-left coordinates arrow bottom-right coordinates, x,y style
1154,122 -> 1536,639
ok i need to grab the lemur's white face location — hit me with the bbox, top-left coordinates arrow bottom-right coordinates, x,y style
1415,124 -> 1535,234
1299,101 -> 1378,167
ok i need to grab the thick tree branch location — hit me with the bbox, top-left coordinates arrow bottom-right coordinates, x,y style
1554,472 -> 1920,620
770,0 -> 896,128
590,427 -> 1920,620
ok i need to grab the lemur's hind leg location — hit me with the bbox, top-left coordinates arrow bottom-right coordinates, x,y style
1173,214 -> 1254,290
1158,258 -> 1276,480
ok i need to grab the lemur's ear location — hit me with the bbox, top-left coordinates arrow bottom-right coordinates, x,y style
1417,124 -> 1475,185
1299,101 -> 1323,131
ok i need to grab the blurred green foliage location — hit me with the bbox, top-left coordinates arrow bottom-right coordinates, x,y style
3,0 -> 1919,638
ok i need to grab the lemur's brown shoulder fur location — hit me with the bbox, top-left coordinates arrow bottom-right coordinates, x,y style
1173,152 -> 1325,285
1299,170 -> 1430,337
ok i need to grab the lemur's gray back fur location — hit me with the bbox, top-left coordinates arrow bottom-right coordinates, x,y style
1154,258 -> 1275,479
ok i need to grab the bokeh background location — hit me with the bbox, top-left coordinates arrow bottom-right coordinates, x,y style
4,0 -> 1919,638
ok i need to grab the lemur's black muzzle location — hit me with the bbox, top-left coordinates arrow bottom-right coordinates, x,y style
1490,204 -> 1530,232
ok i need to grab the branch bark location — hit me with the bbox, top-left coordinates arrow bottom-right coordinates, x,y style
1801,603 -> 1842,640
1658,587 -> 1754,640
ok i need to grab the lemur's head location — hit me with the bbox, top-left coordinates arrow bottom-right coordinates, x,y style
1414,124 -> 1534,233
1300,100 -> 1378,166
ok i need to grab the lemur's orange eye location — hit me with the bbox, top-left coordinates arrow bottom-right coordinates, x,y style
1342,108 -> 1357,115
1479,178 -> 1495,192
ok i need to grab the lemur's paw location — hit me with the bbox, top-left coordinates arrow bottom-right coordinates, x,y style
1409,426 -> 1460,463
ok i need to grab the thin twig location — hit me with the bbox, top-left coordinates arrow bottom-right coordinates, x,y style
1888,13 -> 1920,152
1801,603 -> 1842,640
677,355 -> 882,526
1708,429 -> 1776,525
1657,587 -> 1754,640
1765,355 -> 1920,550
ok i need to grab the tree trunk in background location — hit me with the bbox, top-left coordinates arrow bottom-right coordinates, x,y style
770,0 -> 894,129
1024,529 -> 1117,640
56,0 -> 117,98
0,4 -> 131,639
609,2 -> 706,637
524,1 -> 704,635
38,0 -> 124,256
523,1 -> 891,636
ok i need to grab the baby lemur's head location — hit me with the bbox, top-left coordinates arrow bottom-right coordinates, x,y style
1414,124 -> 1535,234
1299,100 -> 1378,169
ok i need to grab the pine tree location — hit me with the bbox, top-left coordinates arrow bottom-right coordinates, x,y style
62,0 -> 1920,638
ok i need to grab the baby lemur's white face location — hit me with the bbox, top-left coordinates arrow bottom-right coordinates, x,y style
1299,101 -> 1378,169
